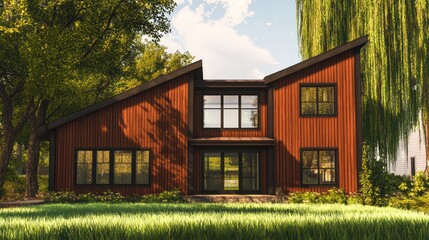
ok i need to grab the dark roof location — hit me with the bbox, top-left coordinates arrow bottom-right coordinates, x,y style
264,35 -> 368,83
39,36 -> 368,138
38,60 -> 203,138
189,137 -> 275,146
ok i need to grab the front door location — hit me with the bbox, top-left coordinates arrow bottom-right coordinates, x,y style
203,152 -> 260,193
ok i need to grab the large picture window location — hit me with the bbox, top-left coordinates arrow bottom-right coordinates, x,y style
301,149 -> 337,186
300,84 -> 336,116
203,94 -> 258,128
75,149 -> 150,185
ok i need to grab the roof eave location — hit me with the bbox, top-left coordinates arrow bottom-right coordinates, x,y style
263,35 -> 368,84
38,60 -> 203,138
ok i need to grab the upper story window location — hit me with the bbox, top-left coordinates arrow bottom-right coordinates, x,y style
300,84 -> 336,116
203,94 -> 258,128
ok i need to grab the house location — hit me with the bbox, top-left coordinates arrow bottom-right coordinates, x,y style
387,114 -> 427,177
38,36 -> 368,195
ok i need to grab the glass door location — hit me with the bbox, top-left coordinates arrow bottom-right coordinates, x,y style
203,152 -> 260,193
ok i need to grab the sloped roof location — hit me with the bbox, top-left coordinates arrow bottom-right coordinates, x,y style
38,60 -> 203,138
264,35 -> 368,83
39,36 -> 368,138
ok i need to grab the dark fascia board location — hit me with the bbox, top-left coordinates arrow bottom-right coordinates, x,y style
264,35 -> 368,84
189,138 -> 275,146
38,60 -> 203,138
195,80 -> 267,89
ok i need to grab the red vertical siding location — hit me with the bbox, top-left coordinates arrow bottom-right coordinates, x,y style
273,50 -> 358,193
55,75 -> 189,194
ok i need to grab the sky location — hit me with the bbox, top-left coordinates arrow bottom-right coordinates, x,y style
160,0 -> 301,79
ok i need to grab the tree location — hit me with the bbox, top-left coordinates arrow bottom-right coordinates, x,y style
0,0 -> 176,197
296,1 -> 428,164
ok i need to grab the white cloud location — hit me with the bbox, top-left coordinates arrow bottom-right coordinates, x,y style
174,0 -> 185,5
204,0 -> 254,26
160,1 -> 278,79
265,22 -> 272,26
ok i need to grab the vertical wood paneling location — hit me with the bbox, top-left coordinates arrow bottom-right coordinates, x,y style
273,50 -> 359,193
194,90 -> 267,137
55,75 -> 189,195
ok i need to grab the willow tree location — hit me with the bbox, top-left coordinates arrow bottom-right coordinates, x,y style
296,0 -> 428,163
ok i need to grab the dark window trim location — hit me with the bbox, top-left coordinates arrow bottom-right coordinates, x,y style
299,83 -> 337,117
202,150 -> 261,194
300,148 -> 338,187
202,93 -> 261,130
74,148 -> 151,186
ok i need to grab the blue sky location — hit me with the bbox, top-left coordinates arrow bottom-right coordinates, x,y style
160,0 -> 301,79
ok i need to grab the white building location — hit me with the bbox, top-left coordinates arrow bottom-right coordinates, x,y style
387,119 -> 427,176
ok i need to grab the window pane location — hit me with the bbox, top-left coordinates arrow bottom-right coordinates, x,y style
224,153 -> 239,191
320,151 -> 335,168
96,151 -> 110,184
302,151 -> 318,168
114,150 -> 132,184
318,87 -> 335,102
301,87 -> 317,102
241,95 -> 258,108
204,153 -> 222,191
223,95 -> 239,108
302,169 -> 319,185
223,109 -> 239,128
301,103 -> 317,115
242,152 -> 259,191
136,150 -> 150,184
320,169 -> 335,184
241,109 -> 258,128
204,109 -> 221,128
77,151 -> 93,184
318,103 -> 335,115
204,95 -> 221,108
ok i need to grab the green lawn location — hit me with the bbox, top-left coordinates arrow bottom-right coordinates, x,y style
0,203 -> 428,239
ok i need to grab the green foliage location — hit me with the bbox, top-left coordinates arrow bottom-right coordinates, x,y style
1,203 -> 429,239
296,0 -> 428,161
359,144 -> 390,206
389,192 -> 429,214
397,171 -> 429,197
287,188 -> 348,204
45,190 -> 184,204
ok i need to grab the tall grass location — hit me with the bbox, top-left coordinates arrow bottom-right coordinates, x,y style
0,203 -> 428,239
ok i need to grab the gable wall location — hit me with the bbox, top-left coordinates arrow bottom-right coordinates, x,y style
272,50 -> 359,193
55,74 -> 190,194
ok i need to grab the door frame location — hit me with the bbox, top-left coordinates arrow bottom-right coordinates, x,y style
201,148 -> 262,194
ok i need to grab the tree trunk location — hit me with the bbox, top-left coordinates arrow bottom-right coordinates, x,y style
26,100 -> 48,197
0,129 -> 15,196
0,98 -> 16,197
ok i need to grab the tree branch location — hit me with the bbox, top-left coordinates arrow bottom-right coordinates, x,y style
81,1 -> 123,59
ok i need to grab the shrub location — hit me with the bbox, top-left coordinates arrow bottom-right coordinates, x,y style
347,193 -> 364,205
359,144 -> 390,206
44,190 -> 184,204
287,188 -> 348,204
389,192 -> 429,214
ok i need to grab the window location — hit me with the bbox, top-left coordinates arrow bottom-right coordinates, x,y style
203,94 -> 258,128
114,150 -> 132,184
300,84 -> 336,116
203,152 -> 259,193
75,149 -> 150,185
301,149 -> 337,186
76,150 -> 93,184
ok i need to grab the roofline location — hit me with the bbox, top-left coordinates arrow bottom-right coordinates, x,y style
38,60 -> 203,138
263,35 -> 368,84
